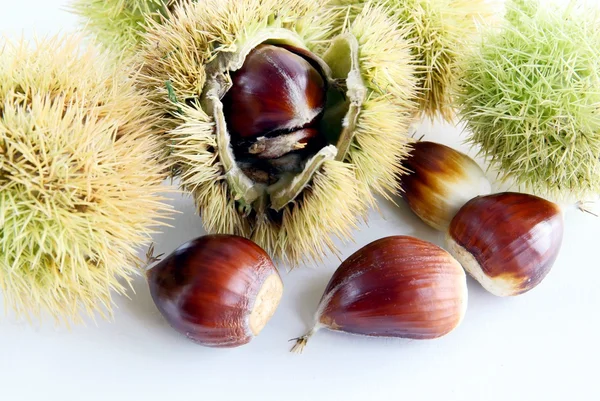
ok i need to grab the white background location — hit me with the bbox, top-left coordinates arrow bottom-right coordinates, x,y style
2,1 -> 599,400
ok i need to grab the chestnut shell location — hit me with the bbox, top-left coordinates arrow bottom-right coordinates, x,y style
448,192 -> 564,296
222,44 -> 326,139
318,236 -> 468,339
399,141 -> 491,231
147,235 -> 282,347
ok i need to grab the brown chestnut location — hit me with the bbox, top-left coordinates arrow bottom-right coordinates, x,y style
147,235 -> 283,347
446,193 -> 564,297
399,141 -> 491,231
223,44 -> 326,140
292,236 -> 468,353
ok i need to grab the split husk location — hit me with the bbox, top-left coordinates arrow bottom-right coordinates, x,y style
330,0 -> 493,121
135,0 -> 417,265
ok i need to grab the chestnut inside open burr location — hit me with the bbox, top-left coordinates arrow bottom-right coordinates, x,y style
222,44 -> 330,186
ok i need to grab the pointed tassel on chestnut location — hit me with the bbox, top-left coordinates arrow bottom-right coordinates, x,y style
291,236 -> 468,353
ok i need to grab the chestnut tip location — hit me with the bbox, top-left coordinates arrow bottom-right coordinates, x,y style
399,141 -> 492,231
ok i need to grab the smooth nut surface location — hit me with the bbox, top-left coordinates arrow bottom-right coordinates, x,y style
147,235 -> 283,347
318,236 -> 468,339
399,141 -> 491,231
223,44 -> 326,139
448,193 -> 564,296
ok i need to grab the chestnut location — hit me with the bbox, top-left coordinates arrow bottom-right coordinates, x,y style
292,236 -> 468,353
223,44 -> 326,141
147,235 -> 283,347
446,192 -> 564,297
398,141 -> 491,231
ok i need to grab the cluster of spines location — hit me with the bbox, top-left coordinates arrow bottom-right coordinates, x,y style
458,0 -> 600,199
0,36 -> 172,323
134,0 -> 416,265
330,0 -> 492,121
70,0 -> 178,56
344,3 -> 417,205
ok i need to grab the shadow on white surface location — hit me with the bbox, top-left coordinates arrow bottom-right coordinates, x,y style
289,270 -> 331,328
121,275 -> 168,330
120,186 -> 208,337
148,185 -> 208,257
382,196 -> 444,243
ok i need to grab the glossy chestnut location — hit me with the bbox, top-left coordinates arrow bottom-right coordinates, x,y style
147,235 -> 283,347
292,236 -> 468,352
399,141 -> 491,231
446,192 -> 564,296
223,44 -> 326,140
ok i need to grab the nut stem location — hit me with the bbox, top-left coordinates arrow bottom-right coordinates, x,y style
290,326 -> 321,354
577,200 -> 599,217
